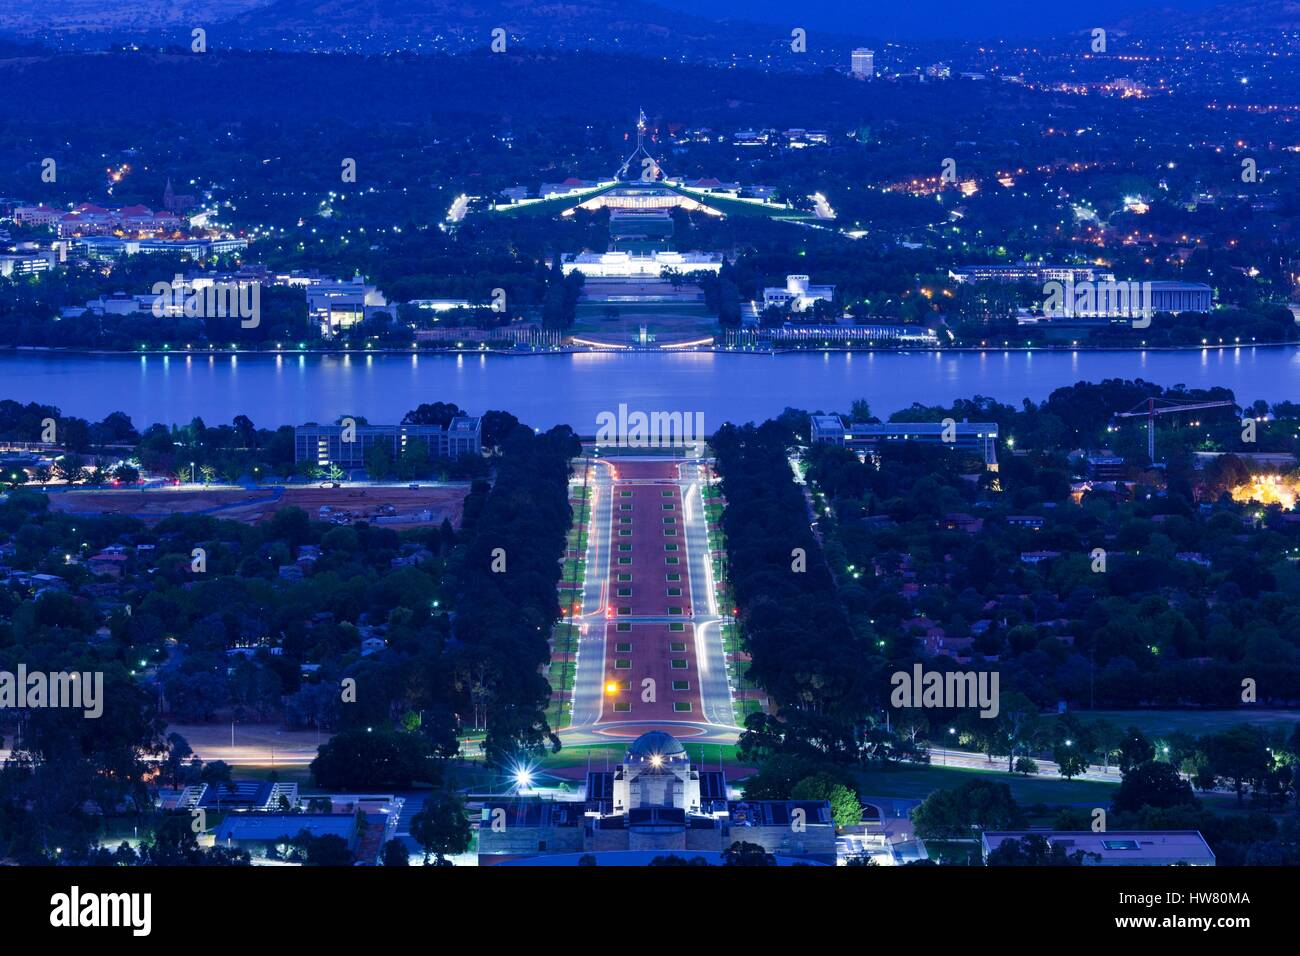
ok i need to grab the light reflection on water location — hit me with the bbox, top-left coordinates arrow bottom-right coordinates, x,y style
0,346 -> 1293,430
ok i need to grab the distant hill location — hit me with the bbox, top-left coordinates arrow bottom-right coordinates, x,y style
0,0 -> 266,35
214,0 -> 782,54
1118,0 -> 1300,35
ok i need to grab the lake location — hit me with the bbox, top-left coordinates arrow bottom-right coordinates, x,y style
1,347 -> 1297,431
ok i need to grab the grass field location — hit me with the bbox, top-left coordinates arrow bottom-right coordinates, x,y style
570,308 -> 717,341
665,184 -> 815,220
1050,709 -> 1300,738
540,741 -> 740,771
492,187 -> 613,217
855,764 -> 1120,807
734,699 -> 763,724
546,621 -> 581,728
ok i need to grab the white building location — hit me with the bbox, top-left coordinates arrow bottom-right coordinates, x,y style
851,48 -> 875,78
762,274 -> 835,312
561,250 -> 723,278
305,275 -> 388,335
76,236 -> 247,260
478,731 -> 837,865
0,250 -> 55,278
409,298 -> 474,312
84,292 -> 153,316
1027,279 -> 1213,320
949,262 -> 1110,284
13,204 -> 62,227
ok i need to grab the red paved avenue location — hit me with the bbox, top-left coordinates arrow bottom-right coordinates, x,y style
596,459 -> 703,722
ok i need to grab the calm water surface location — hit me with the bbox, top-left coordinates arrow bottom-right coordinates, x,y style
1,348 -> 1297,430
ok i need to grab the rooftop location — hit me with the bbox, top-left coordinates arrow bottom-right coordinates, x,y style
981,830 -> 1215,865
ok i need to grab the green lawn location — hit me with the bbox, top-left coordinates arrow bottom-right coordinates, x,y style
540,741 -> 740,771
664,184 -> 814,220
570,308 -> 717,341
721,620 -> 746,647
492,185 -> 615,218
1051,709 -> 1300,739
854,763 -> 1120,807
546,623 -> 581,727
547,660 -> 575,694
733,698 -> 763,725
574,303 -> 712,320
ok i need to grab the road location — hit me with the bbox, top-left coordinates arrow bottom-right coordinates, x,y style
678,462 -> 731,725
162,723 -> 325,767
809,191 -> 835,220
569,459 -> 614,726
445,194 -> 470,223
931,745 -> 1124,783
564,455 -> 738,741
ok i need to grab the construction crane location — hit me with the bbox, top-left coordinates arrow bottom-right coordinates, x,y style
1113,397 -> 1238,464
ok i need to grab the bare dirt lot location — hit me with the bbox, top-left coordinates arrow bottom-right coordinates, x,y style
46,484 -> 470,527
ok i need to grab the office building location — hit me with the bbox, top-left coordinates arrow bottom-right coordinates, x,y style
304,275 -> 388,335
851,48 -> 875,78
811,415 -> 1000,469
294,418 -> 483,469
949,262 -> 1110,285
0,250 -> 55,277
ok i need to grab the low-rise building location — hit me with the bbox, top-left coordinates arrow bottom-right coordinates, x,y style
981,830 -> 1215,866
305,274 -> 388,335
0,250 -> 56,277
1086,455 -> 1128,480
811,416 -> 1000,469
294,418 -> 482,469
949,262 -> 1107,285
560,250 -> 723,278
76,236 -> 248,260
762,274 -> 835,313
